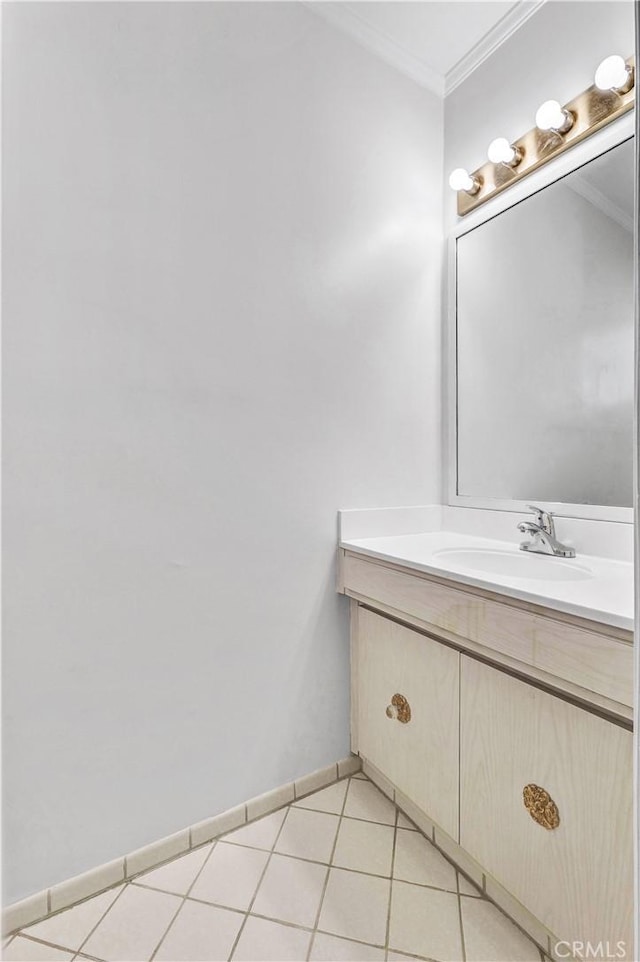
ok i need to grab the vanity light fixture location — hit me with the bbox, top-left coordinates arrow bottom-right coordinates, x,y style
448,168 -> 481,195
535,99 -> 574,134
487,137 -> 523,167
453,54 -> 635,216
594,54 -> 634,93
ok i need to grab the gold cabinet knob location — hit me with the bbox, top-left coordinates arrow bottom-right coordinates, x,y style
523,783 -> 560,830
385,693 -> 411,724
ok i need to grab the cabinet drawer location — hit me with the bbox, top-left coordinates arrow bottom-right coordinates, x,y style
343,553 -> 633,708
344,553 -> 535,664
460,656 -> 633,955
356,608 -> 459,839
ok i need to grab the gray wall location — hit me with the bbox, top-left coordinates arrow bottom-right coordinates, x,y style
2,2 -> 443,902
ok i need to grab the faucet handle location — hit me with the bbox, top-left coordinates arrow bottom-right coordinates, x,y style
526,505 -> 555,536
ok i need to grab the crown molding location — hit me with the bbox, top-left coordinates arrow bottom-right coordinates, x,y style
445,0 -> 547,96
303,1 -> 444,97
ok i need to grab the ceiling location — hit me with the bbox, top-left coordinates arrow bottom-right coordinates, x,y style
306,0 -> 546,96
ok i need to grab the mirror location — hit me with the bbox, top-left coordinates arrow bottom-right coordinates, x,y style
455,137 -> 634,511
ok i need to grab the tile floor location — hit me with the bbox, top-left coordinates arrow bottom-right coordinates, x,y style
4,773 -> 545,962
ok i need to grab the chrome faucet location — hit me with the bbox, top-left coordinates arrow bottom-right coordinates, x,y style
517,505 -> 575,558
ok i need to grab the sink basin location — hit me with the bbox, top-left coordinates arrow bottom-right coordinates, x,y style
431,547 -> 592,582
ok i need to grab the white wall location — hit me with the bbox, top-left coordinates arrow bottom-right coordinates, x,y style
2,2 -> 443,902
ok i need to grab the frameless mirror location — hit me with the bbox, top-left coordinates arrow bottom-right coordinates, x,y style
455,137 -> 634,510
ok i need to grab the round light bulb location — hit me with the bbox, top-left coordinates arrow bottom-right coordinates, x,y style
594,54 -> 633,92
535,100 -> 573,133
487,137 -> 521,166
449,168 -> 474,192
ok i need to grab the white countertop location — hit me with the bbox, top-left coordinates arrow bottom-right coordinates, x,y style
340,529 -> 634,631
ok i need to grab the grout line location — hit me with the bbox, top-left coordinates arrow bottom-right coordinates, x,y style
12,933 -> 97,956
148,840 -> 220,961
131,842 -> 465,899
315,928 -> 387,951
457,872 -> 468,962
227,912 -> 314,934
305,772 -> 352,960
225,804 -> 292,961
385,948 -> 433,961
141,889 -> 247,916
133,868 -> 465,910
69,882 -> 128,958
16,935 -> 107,961
383,802 -> 399,959
293,803 -> 395,829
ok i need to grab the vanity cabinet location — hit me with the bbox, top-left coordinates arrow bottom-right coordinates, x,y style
342,549 -> 634,961
460,657 -> 633,954
356,607 -> 459,839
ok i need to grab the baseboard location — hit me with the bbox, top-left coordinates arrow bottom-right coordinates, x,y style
2,754 -> 362,936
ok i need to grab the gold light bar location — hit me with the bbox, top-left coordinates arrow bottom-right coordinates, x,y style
456,55 -> 635,217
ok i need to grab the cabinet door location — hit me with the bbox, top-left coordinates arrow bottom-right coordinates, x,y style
356,608 -> 459,839
460,656 -> 633,955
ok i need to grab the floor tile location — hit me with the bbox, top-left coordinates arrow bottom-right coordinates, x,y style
343,780 -> 396,826
393,829 -> 457,892
274,807 -> 339,863
2,937 -> 74,961
461,897 -> 541,962
251,854 -> 327,928
134,845 -> 212,896
317,867 -> 390,946
154,899 -> 243,961
310,932 -> 386,960
458,873 -> 483,898
21,887 -> 123,952
189,842 -> 269,911
82,884 -> 181,961
396,812 -> 417,831
293,780 -> 348,815
222,809 -> 286,852
231,916 -> 311,961
389,880 -> 463,961
332,818 -> 394,877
